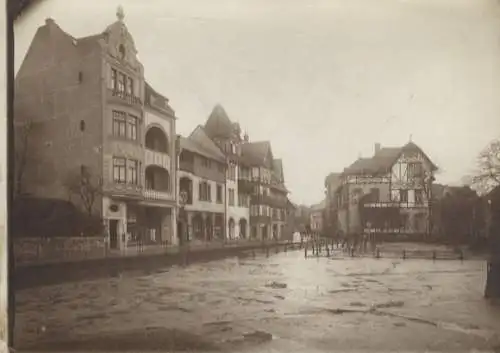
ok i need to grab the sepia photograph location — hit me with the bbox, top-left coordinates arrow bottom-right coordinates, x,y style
6,0 -> 500,351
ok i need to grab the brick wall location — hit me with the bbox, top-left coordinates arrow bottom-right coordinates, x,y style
14,237 -> 106,267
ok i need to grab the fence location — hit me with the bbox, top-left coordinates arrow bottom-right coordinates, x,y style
14,236 -> 294,267
303,239 -> 465,261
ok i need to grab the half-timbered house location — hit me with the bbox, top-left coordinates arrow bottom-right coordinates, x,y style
336,141 -> 437,241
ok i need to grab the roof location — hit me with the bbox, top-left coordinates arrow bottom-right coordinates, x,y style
204,104 -> 234,139
272,159 -> 284,181
343,141 -> 438,176
180,126 -> 226,163
311,199 -> 326,211
240,141 -> 272,167
324,172 -> 341,188
144,82 -> 175,116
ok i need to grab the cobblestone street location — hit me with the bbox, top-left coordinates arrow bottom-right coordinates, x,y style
15,249 -> 500,352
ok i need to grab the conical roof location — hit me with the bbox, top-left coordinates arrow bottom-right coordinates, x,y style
204,104 -> 233,139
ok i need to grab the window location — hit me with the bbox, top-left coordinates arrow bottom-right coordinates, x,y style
79,120 -> 85,132
201,157 -> 211,169
127,115 -> 138,141
126,77 -> 134,95
216,184 -> 223,204
78,71 -> 83,83
229,188 -> 235,206
370,188 -> 380,202
199,181 -> 211,201
407,162 -> 423,180
238,194 -> 249,207
111,68 -> 117,90
117,72 -> 126,93
415,189 -> 423,204
113,157 -> 127,183
228,165 -> 236,180
128,160 -> 138,185
119,44 -> 126,59
400,189 -> 408,203
218,163 -> 225,173
113,111 -> 138,141
112,111 -> 127,137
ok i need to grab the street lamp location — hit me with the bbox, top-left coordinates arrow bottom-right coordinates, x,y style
179,190 -> 188,246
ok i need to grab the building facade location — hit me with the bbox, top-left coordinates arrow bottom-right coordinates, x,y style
14,9 -> 178,249
203,105 -> 251,239
309,200 -> 326,234
177,128 -> 227,243
240,141 -> 289,240
334,142 -> 437,241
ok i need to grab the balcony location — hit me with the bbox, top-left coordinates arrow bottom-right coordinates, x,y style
143,189 -> 173,201
252,194 -> 287,208
144,165 -> 172,202
108,89 -> 142,107
145,148 -> 171,170
238,178 -> 254,193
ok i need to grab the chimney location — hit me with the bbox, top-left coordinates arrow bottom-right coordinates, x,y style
45,18 -> 55,26
374,143 -> 381,155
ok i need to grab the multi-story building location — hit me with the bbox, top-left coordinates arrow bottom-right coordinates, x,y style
309,200 -> 326,233
177,126 -> 228,243
335,141 -> 437,241
324,172 -> 342,236
203,105 -> 251,239
240,141 -> 289,240
14,8 -> 178,249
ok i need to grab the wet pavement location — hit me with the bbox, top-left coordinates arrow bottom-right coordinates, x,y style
14,249 -> 500,352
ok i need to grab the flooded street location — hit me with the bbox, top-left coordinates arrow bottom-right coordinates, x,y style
15,250 -> 500,352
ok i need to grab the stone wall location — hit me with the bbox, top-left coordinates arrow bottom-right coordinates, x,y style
14,237 -> 106,267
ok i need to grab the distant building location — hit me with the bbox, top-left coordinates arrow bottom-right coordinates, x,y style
324,172 -> 342,235
334,141 -> 437,241
14,9 -> 178,249
240,141 -> 290,240
309,200 -> 326,233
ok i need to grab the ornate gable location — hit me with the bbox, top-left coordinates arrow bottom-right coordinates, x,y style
101,6 -> 141,71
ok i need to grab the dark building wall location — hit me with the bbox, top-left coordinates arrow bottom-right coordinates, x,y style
14,20 -> 103,211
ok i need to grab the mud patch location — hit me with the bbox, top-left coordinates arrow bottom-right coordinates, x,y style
243,330 -> 273,343
349,301 -> 366,307
274,295 -> 285,300
372,300 -> 405,309
265,281 -> 287,289
328,288 -> 356,294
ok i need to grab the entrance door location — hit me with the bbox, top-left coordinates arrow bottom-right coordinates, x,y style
109,220 -> 119,249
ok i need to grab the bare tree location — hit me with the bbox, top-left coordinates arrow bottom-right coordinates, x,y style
471,139 -> 500,195
14,121 -> 33,197
65,166 -> 102,216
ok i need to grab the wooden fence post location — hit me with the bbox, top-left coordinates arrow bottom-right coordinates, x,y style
402,250 -> 406,260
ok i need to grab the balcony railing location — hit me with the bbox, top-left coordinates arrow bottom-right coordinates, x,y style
108,89 -> 142,106
145,148 -> 171,170
143,189 -> 173,201
179,160 -> 195,174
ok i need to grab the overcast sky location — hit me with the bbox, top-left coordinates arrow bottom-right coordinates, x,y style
15,0 -> 500,205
